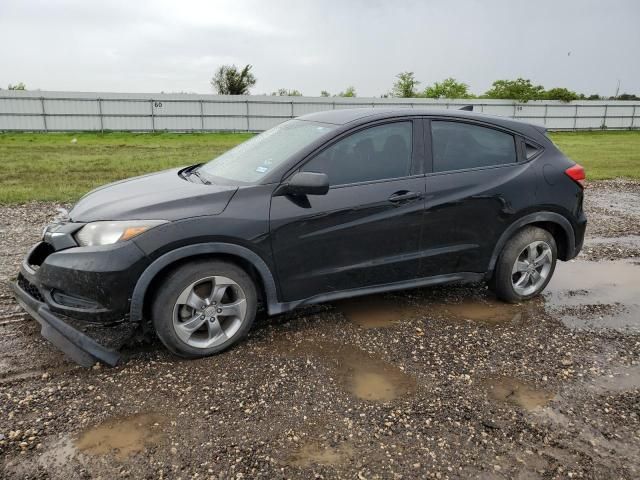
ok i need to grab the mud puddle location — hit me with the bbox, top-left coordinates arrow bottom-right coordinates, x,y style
544,259 -> 640,332
334,295 -> 417,328
75,413 -> 167,459
484,377 -> 554,411
289,341 -> 416,402
428,298 -> 538,326
288,442 -> 354,467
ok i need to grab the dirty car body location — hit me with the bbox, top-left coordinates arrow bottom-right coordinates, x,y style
12,108 -> 587,366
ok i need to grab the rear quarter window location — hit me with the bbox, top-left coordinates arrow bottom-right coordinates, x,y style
432,121 -> 517,172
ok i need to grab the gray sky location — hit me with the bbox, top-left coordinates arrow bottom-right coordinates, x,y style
1,0 -> 638,97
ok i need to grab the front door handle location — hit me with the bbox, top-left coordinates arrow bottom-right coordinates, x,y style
388,190 -> 422,203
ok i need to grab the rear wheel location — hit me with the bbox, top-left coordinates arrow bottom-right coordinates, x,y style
491,226 -> 557,303
152,260 -> 257,358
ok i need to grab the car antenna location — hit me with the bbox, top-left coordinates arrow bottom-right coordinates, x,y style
459,105 -> 473,111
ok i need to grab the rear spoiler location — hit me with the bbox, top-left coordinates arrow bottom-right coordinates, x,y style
459,105 -> 473,111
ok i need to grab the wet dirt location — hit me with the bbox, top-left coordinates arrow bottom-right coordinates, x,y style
544,259 -> 640,332
335,295 -> 417,329
2,181 -> 640,479
288,442 -> 354,467
428,297 -> 536,326
74,413 -> 167,459
484,377 -> 555,411
284,340 -> 416,402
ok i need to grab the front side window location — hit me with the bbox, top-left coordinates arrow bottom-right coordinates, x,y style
198,120 -> 335,183
431,121 -> 517,172
303,121 -> 413,186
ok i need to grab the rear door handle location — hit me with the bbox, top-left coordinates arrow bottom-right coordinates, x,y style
388,190 -> 422,203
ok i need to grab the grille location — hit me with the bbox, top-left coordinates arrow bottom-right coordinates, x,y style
17,273 -> 45,303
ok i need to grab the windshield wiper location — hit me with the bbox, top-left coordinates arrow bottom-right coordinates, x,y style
187,166 -> 211,185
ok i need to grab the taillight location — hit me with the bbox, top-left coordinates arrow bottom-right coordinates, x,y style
565,164 -> 585,187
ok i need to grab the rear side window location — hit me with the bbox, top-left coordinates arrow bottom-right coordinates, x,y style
303,122 -> 412,186
431,121 -> 517,172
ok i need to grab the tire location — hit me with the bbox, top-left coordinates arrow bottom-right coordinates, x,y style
151,260 -> 257,358
490,226 -> 557,303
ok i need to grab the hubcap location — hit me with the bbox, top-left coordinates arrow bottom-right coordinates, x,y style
172,275 -> 247,349
511,241 -> 553,296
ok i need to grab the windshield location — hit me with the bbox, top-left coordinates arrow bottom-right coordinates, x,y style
198,120 -> 336,183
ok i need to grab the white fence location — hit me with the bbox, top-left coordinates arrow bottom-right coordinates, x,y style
1,90 -> 638,132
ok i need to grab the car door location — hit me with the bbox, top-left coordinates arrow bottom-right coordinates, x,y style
419,118 -> 535,277
269,119 -> 427,303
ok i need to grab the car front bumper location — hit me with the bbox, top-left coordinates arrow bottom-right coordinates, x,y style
11,279 -> 121,367
11,240 -> 151,367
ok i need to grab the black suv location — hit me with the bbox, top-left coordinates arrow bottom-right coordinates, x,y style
12,108 -> 586,366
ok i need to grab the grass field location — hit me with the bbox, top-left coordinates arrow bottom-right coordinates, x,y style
0,130 -> 638,203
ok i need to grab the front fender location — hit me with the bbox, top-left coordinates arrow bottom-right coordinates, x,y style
129,242 -> 281,322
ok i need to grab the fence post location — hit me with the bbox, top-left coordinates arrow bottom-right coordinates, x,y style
602,104 -> 608,129
513,103 -> 517,119
40,97 -> 48,132
543,104 -> 548,127
97,98 -> 104,133
573,104 -> 579,130
290,100 -> 294,119
150,99 -> 155,132
245,100 -> 250,131
200,100 -> 205,131
631,104 -> 637,129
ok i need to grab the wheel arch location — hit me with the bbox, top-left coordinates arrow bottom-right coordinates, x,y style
130,243 -> 280,322
487,212 -> 576,274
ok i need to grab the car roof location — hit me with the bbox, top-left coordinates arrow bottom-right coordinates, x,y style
298,107 -> 547,140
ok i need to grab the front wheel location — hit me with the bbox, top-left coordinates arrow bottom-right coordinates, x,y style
491,226 -> 557,303
152,260 -> 257,358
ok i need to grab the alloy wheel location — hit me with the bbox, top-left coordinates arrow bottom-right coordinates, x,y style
511,241 -> 553,296
172,276 -> 247,349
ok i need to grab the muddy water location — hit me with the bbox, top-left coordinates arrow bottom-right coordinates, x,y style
544,259 -> 640,332
335,295 -> 417,328
484,377 -> 554,411
428,298 -> 536,326
289,341 -> 416,402
75,413 -> 166,459
288,442 -> 354,467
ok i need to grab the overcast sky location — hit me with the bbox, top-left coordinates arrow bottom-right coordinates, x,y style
1,0 -> 638,97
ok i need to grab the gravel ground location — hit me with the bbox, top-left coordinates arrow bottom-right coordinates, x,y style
1,181 -> 639,479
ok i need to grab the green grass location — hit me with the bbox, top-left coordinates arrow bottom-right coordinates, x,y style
0,132 -> 252,203
548,131 -> 640,180
0,130 -> 638,203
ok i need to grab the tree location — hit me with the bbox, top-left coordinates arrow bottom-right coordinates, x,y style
211,65 -> 256,95
272,88 -> 302,96
616,93 -> 640,101
336,86 -> 356,97
424,78 -> 472,99
543,87 -> 580,103
391,72 -> 420,98
320,90 -> 330,97
8,82 -> 26,90
484,78 -> 545,102
587,94 -> 602,100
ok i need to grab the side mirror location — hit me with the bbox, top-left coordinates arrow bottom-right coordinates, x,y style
276,172 -> 329,196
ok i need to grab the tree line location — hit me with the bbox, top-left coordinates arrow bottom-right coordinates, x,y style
211,65 -> 639,102
4,67 -> 637,102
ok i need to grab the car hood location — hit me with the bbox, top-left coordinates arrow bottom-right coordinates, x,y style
70,168 -> 238,222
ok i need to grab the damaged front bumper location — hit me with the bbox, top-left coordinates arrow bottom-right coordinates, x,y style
12,278 -> 121,367
11,239 -> 150,367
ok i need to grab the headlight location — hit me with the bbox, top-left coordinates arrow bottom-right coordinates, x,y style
75,220 -> 167,247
